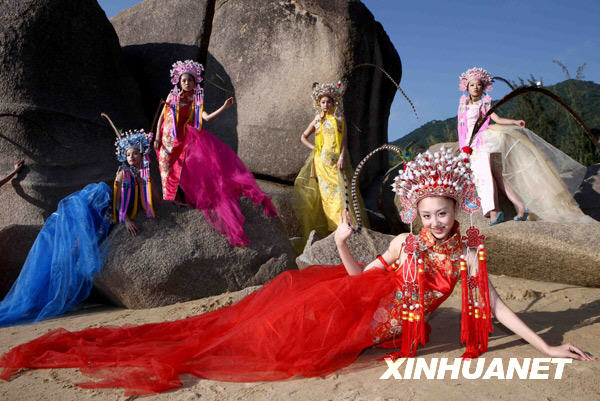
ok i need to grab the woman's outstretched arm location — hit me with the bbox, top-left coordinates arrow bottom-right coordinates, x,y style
488,281 -> 595,361
0,160 -> 23,188
490,112 -> 525,127
334,210 -> 405,275
202,97 -> 234,122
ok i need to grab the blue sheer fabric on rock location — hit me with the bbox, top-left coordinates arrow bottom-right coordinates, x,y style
0,182 -> 112,326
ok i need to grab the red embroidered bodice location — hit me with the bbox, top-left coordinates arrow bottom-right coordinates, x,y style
371,227 -> 463,345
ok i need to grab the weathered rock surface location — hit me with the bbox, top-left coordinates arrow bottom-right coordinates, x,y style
256,179 -> 301,238
296,228 -> 393,268
480,221 -> 600,287
0,0 -> 147,231
94,199 -> 296,308
0,225 -> 40,298
110,0 -> 215,121
574,163 -> 600,221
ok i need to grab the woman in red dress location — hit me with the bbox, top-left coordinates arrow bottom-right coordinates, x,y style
0,147 -> 593,395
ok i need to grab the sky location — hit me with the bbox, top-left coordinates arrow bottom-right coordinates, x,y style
98,0 -> 600,141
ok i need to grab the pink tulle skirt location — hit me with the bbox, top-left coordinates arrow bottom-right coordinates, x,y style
179,126 -> 278,246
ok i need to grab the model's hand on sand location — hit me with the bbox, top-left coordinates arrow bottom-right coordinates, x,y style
545,344 -> 596,361
334,210 -> 353,244
336,154 -> 345,170
124,219 -> 140,237
515,120 -> 526,128
13,159 -> 24,173
223,97 -> 235,110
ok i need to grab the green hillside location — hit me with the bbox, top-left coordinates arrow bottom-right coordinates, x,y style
392,79 -> 600,166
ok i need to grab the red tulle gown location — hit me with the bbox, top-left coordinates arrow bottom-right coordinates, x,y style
0,229 -> 464,396
157,92 -> 277,246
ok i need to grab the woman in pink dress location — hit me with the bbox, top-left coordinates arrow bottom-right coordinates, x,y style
154,60 -> 277,246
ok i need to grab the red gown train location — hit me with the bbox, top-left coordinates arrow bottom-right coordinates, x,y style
0,229 -> 464,396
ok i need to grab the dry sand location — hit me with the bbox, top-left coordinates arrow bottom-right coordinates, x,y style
0,275 -> 598,401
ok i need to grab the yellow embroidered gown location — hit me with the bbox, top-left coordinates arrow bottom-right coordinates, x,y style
293,112 -> 368,244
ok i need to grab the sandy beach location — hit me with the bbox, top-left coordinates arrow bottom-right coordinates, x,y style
1,274 -> 598,401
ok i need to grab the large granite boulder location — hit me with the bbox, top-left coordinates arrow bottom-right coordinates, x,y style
94,199 -> 297,308
205,0 -> 401,184
378,163 -> 407,234
479,221 -> 600,288
110,0 -> 216,121
0,0 -> 147,274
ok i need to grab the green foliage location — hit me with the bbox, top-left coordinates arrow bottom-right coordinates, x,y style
392,79 -> 600,166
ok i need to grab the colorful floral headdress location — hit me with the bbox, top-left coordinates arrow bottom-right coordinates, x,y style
114,129 -> 153,169
392,146 -> 481,224
311,81 -> 342,109
170,59 -> 204,86
459,67 -> 493,92
168,60 -> 204,138
101,113 -> 155,222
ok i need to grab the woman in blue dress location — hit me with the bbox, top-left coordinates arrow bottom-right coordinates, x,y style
0,124 -> 156,326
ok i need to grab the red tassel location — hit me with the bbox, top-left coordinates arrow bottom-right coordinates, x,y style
411,313 -> 419,356
400,304 -> 409,356
416,258 -> 426,346
480,247 -> 492,332
459,257 -> 469,344
393,253 -> 433,358
410,309 -> 419,357
477,246 -> 493,352
474,299 -> 482,354
461,246 -> 494,359
461,255 -> 478,358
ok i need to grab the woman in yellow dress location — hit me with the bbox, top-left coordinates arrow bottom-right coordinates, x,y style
293,82 -> 367,246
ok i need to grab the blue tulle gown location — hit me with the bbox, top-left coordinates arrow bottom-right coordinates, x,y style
0,182 -> 112,326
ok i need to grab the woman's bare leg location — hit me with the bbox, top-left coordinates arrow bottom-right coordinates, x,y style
491,165 -> 526,218
474,153 -> 501,221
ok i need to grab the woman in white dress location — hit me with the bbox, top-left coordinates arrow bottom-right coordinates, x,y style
457,67 -> 593,224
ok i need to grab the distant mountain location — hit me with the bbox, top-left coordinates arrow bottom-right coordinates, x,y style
391,79 -> 600,166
